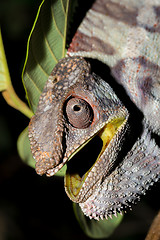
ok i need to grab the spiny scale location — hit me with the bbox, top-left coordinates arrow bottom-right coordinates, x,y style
79,129 -> 160,219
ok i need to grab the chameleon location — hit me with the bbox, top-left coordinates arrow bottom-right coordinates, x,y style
28,0 -> 160,220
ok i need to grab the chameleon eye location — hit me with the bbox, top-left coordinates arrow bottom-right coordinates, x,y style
65,97 -> 93,129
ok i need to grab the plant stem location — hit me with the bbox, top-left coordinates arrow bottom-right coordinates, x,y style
2,85 -> 33,119
0,29 -> 33,119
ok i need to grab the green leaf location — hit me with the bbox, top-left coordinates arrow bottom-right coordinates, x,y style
17,127 -> 35,169
22,0 -> 71,113
17,127 -> 66,176
73,203 -> 123,239
55,163 -> 67,177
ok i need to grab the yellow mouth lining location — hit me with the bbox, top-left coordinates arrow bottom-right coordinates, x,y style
65,117 -> 125,201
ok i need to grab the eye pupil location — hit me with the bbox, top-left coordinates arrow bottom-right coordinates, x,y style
65,97 -> 93,129
73,105 -> 81,111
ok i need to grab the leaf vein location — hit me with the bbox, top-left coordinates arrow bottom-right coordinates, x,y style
60,0 -> 66,14
31,39 -> 50,77
51,6 -> 64,39
25,72 -> 42,94
40,12 -> 59,63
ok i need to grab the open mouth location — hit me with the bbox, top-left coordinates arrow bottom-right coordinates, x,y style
64,117 -> 127,202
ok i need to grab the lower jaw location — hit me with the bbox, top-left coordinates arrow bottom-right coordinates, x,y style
65,117 -> 126,202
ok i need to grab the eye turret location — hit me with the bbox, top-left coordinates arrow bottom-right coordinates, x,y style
65,97 -> 93,129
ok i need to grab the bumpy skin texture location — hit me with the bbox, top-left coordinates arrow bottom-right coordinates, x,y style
68,0 -> 160,135
29,57 -> 93,175
29,56 -> 128,179
80,130 -> 160,219
29,0 -> 160,220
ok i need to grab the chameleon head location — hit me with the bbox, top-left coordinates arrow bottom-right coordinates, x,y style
28,56 -> 129,203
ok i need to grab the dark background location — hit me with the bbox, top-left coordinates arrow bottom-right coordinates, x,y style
0,0 -> 159,239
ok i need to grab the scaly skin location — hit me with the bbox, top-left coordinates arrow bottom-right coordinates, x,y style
68,0 -> 160,135
29,0 -> 160,220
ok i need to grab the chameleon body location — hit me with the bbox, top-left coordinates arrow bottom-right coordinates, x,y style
29,0 -> 160,220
